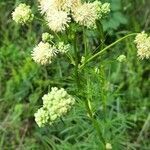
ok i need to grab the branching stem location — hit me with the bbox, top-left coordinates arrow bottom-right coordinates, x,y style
79,33 -> 137,69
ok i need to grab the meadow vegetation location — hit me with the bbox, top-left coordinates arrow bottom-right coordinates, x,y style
0,0 -> 149,149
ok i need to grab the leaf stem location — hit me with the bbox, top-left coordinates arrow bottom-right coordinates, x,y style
85,79 -> 106,146
84,99 -> 106,146
74,33 -> 80,89
79,33 -> 137,70
83,27 -> 88,56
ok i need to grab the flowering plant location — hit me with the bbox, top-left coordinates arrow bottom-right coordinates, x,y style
12,0 -> 149,149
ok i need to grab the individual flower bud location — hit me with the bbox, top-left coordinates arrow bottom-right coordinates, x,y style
101,3 -> 110,14
93,1 -> 102,18
57,42 -> 70,53
81,56 -> 85,64
12,3 -> 34,24
42,32 -> 54,42
94,67 -> 100,74
106,143 -> 112,150
117,55 -> 126,62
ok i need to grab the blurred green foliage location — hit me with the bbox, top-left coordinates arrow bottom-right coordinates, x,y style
0,0 -> 150,149
102,0 -> 128,34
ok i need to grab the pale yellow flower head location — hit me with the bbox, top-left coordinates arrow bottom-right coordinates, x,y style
72,1 -> 110,28
38,0 -> 57,14
134,31 -> 148,45
134,32 -> 150,59
73,2 -> 98,28
39,0 -> 71,32
46,10 -> 71,32
34,87 -> 75,127
31,41 -> 57,65
12,3 -> 34,24
63,0 -> 81,12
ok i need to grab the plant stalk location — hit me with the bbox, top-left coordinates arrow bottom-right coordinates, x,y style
79,33 -> 137,69
74,33 -> 80,90
84,99 -> 106,146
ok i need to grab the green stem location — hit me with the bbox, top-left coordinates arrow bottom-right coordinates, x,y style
79,33 -> 137,69
83,27 -> 87,56
84,99 -> 105,145
99,65 -> 107,119
34,16 -> 45,22
85,79 -> 105,145
53,32 -> 61,40
96,21 -> 105,50
66,53 -> 75,65
74,34 -> 80,89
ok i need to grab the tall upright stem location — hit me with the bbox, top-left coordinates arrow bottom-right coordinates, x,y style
85,79 -> 106,146
99,65 -> 107,119
96,21 -> 105,50
85,98 -> 106,146
96,22 -> 107,119
83,27 -> 88,57
74,33 -> 79,90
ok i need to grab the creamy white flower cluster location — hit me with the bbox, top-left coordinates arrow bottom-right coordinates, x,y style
31,41 -> 57,65
32,33 -> 70,65
73,1 -> 110,28
12,1 -> 110,30
38,0 -> 73,32
38,0 -> 110,31
34,87 -> 75,127
12,3 -> 34,24
134,32 -> 150,59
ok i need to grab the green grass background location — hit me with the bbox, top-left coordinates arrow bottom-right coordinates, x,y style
0,0 -> 150,149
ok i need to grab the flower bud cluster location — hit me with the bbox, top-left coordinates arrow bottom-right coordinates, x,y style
32,33 -> 70,65
12,3 -> 34,24
42,32 -> 54,42
134,32 -> 150,59
57,42 -> 70,53
34,87 -> 75,127
117,55 -> 126,62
